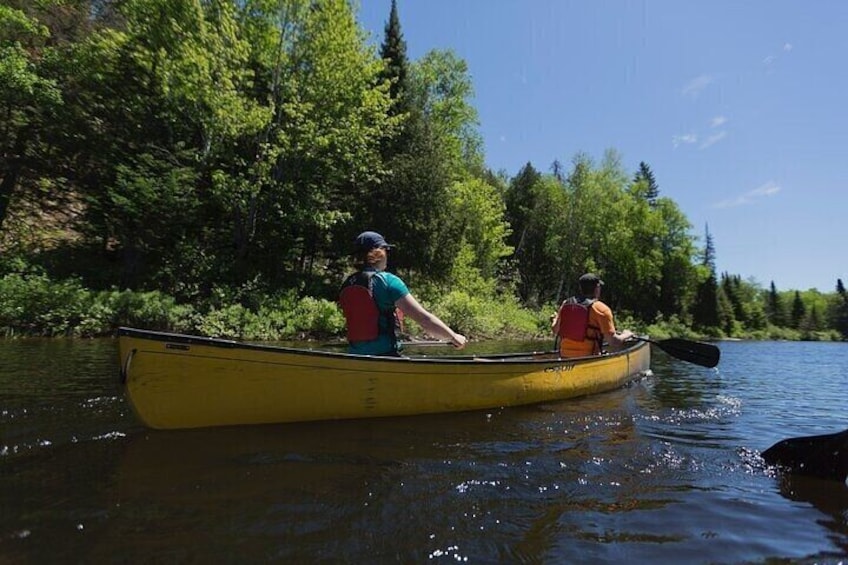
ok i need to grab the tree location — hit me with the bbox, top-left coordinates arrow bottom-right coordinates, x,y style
766,281 -> 786,327
655,199 -> 697,319
445,177 -> 512,295
503,163 -> 561,306
250,0 -> 396,291
632,161 -> 659,207
367,46 -> 485,284
378,0 -> 409,119
410,49 -> 483,175
790,291 -> 806,329
691,225 -> 720,330
0,4 -> 62,232
833,278 -> 848,339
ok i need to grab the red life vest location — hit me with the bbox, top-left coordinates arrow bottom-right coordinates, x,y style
339,272 -> 380,342
338,272 -> 403,343
557,297 -> 598,341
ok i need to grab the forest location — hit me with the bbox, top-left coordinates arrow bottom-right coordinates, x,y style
2,0 -> 847,341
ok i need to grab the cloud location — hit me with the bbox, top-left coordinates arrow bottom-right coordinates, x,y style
699,131 -> 727,149
672,133 -> 698,148
713,181 -> 782,208
783,43 -> 793,52
681,74 -> 714,97
710,116 -> 727,128
763,55 -> 776,66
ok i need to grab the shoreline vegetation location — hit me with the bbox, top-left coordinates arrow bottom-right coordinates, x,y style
2,2 -> 847,344
0,272 -> 842,343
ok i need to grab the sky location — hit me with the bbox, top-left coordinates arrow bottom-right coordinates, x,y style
356,0 -> 848,293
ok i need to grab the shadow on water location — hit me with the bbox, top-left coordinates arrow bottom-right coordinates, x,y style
774,474 -> 848,556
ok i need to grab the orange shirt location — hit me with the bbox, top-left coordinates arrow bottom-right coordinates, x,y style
558,300 -> 616,358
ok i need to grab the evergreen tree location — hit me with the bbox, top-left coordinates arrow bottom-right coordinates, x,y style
632,161 -> 659,206
718,285 -> 736,336
834,278 -> 848,339
721,273 -> 747,326
379,0 -> 410,119
702,223 -> 716,272
692,272 -> 720,330
790,290 -> 806,329
802,304 -> 821,333
550,159 -> 565,184
691,225 -> 720,330
766,281 -> 786,326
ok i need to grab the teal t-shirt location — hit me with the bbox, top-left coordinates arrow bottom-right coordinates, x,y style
348,269 -> 410,356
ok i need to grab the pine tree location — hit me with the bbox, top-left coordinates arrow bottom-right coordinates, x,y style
790,291 -> 806,329
803,304 -> 821,333
379,0 -> 410,118
692,225 -> 720,330
550,159 -> 565,184
633,161 -> 659,206
835,278 -> 848,339
766,281 -> 786,327
702,223 -> 716,271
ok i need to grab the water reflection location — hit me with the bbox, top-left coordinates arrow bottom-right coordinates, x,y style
774,474 -> 848,555
2,339 -> 847,562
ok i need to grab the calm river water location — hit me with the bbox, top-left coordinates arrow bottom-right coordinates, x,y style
1,339 -> 846,563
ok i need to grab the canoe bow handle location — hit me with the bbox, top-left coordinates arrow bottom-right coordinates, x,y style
119,348 -> 137,384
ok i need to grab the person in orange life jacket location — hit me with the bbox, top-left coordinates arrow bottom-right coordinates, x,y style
338,231 -> 467,356
550,273 -> 634,358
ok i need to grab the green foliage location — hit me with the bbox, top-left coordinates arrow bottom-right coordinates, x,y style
195,295 -> 345,341
427,291 -> 541,340
1,2 -> 844,344
447,178 -> 513,281
288,297 -> 346,337
96,289 -> 196,333
641,315 -> 702,341
410,49 -> 483,174
0,274 -> 193,336
0,273 -> 89,336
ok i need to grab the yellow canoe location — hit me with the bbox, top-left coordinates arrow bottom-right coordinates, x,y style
118,327 -> 651,430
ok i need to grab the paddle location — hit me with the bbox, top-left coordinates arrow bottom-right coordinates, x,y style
762,428 -> 848,483
632,337 -> 720,368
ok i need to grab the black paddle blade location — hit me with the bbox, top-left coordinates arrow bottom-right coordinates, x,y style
654,338 -> 720,368
762,428 -> 848,482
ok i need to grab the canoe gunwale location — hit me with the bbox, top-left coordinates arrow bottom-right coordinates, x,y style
117,326 -> 645,366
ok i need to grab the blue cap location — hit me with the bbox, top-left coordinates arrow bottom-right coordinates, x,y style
353,231 -> 395,252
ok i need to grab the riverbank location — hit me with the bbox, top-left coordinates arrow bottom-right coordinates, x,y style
0,272 -> 841,342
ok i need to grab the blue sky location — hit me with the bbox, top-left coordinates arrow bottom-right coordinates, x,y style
356,1 -> 847,293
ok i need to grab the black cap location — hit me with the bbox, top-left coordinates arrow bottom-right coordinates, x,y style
579,273 -> 604,286
353,231 -> 395,253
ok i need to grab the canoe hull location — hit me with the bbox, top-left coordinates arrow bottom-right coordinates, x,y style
118,327 -> 651,429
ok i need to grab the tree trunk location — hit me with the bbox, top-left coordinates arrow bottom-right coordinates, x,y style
0,163 -> 21,233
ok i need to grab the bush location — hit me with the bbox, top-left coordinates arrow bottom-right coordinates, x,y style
424,291 -> 541,340
287,297 -> 345,338
98,289 -> 195,332
0,273 -> 91,336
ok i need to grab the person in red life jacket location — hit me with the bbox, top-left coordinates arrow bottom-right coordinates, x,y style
339,231 -> 467,356
550,273 -> 634,358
